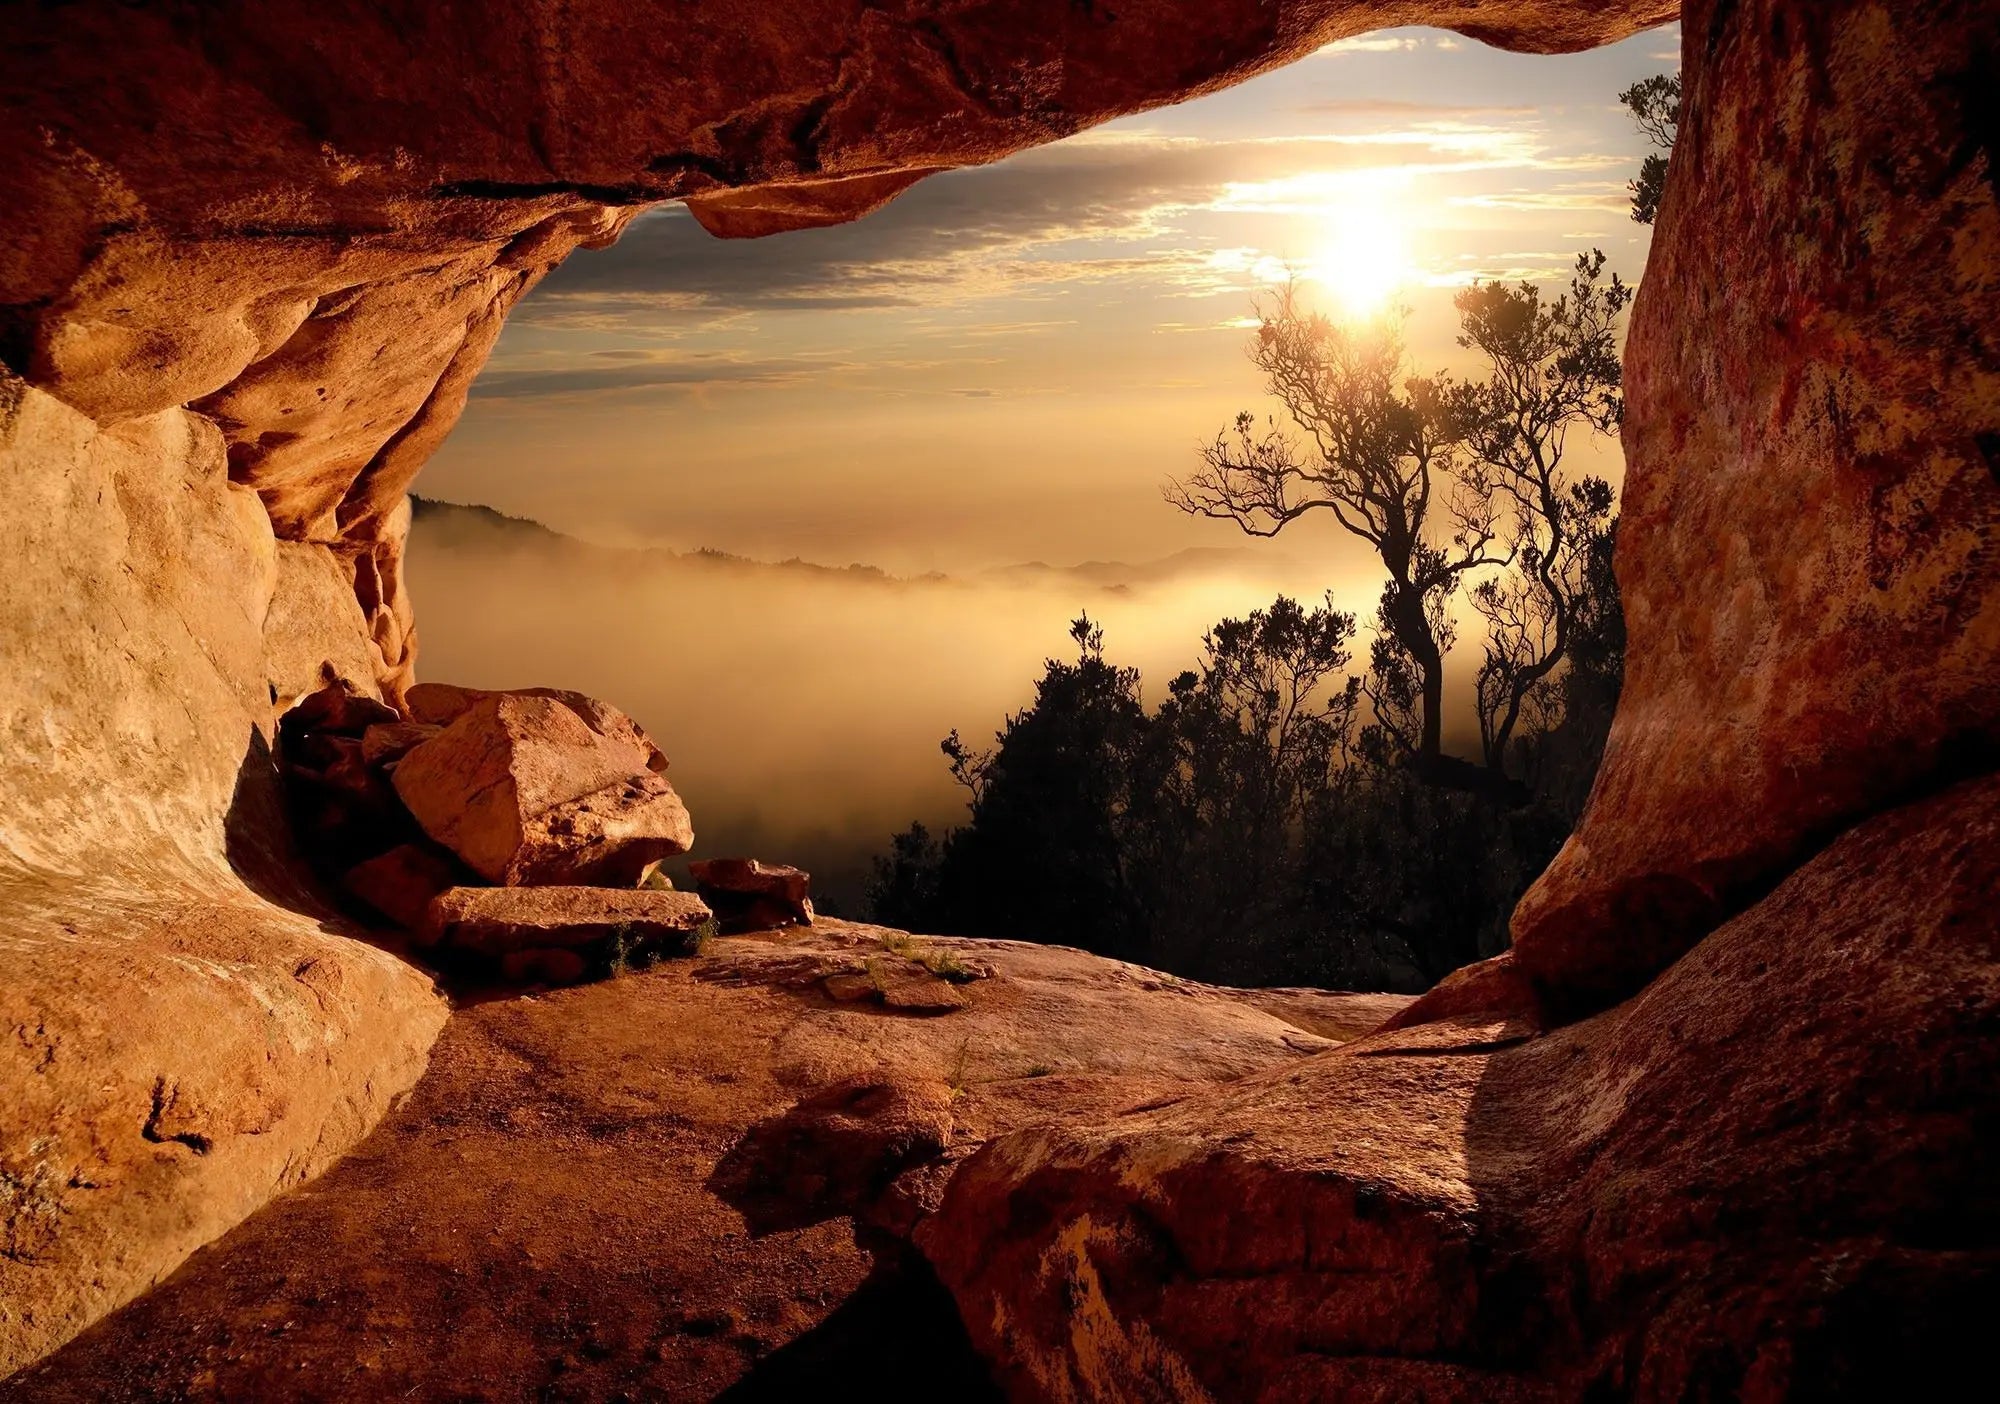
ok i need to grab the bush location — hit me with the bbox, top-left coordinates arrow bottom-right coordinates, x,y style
868,581 -> 1621,991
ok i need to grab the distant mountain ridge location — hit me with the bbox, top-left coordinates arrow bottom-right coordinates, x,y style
408,495 -> 1296,593
978,547 -> 1289,591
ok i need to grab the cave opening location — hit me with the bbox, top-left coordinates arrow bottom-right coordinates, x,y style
407,24 -> 1679,938
7,2 -> 1997,1397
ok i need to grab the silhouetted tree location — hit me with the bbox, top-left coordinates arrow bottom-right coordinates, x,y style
1125,595 -> 1360,973
1452,251 -> 1630,778
1509,516 -> 1625,821
870,614 -> 1148,957
866,822 -> 944,933
867,565 -> 1623,990
1621,73 -> 1681,225
1172,256 -> 1629,794
1167,287 -> 1501,769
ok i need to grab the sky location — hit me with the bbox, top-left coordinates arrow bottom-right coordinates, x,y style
409,21 -> 1682,906
422,21 -> 1680,577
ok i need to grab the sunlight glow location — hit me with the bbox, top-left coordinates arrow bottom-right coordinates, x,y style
1308,188 -> 1417,319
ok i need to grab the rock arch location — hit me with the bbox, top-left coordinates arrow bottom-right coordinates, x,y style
3,0 -> 1996,1390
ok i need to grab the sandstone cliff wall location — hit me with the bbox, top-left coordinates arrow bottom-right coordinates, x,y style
0,375 -> 449,1373
1513,0 -> 2000,1013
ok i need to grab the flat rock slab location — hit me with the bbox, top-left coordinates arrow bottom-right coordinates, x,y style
424,885 -> 713,954
690,858 -> 815,933
879,975 -> 967,1013
688,858 -> 810,904
1232,988 -> 1424,1043
3,920 -> 1401,1401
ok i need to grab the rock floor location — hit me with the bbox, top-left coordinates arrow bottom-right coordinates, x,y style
2,922 -> 1404,1402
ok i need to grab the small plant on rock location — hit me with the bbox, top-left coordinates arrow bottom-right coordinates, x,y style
921,947 -> 978,983
880,931 -> 979,983
683,918 -> 718,957
947,1037 -> 974,1099
604,922 -> 641,978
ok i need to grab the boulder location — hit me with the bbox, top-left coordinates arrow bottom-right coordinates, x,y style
708,1074 -> 956,1237
1509,0 -> 2000,1016
278,730 -> 414,867
341,843 -> 465,935
391,693 -> 692,886
405,682 -> 670,773
284,732 -> 388,805
0,883 -> 448,1381
277,680 -> 399,751
402,681 -> 487,727
689,858 -> 814,933
358,720 -> 441,767
513,770 -> 695,888
423,885 -> 712,958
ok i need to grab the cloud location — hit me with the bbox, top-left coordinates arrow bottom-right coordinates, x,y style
469,353 -> 824,400
1316,35 -> 1422,56
519,141 -> 1255,323
1424,254 -> 1587,288
1295,98 -> 1533,119
521,122 -> 1590,331
1314,30 -> 1472,57
1447,182 -> 1632,214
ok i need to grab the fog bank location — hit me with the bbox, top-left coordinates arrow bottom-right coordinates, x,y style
404,501 -> 1418,910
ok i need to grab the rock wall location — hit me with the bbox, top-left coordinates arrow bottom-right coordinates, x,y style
0,375 -> 449,1374
1512,0 -> 2000,1014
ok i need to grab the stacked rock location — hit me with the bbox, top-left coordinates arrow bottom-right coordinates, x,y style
688,858 -> 815,934
280,680 -> 711,985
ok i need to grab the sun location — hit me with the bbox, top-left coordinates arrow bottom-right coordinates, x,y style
1311,199 -> 1416,320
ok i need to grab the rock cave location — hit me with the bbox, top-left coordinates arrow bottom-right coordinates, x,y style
1,1 -> 1995,1399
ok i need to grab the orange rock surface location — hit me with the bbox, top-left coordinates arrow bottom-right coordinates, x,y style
4,0 -> 1996,1393
1511,0 -> 2000,1012
923,778 -> 2000,1402
2,925 -> 1395,1401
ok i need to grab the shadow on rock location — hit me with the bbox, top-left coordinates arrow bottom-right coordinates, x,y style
708,1073 -> 956,1237
1453,776 -> 2000,1401
223,726 -> 340,916
717,1255 -> 1003,1404
918,778 -> 2000,1402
